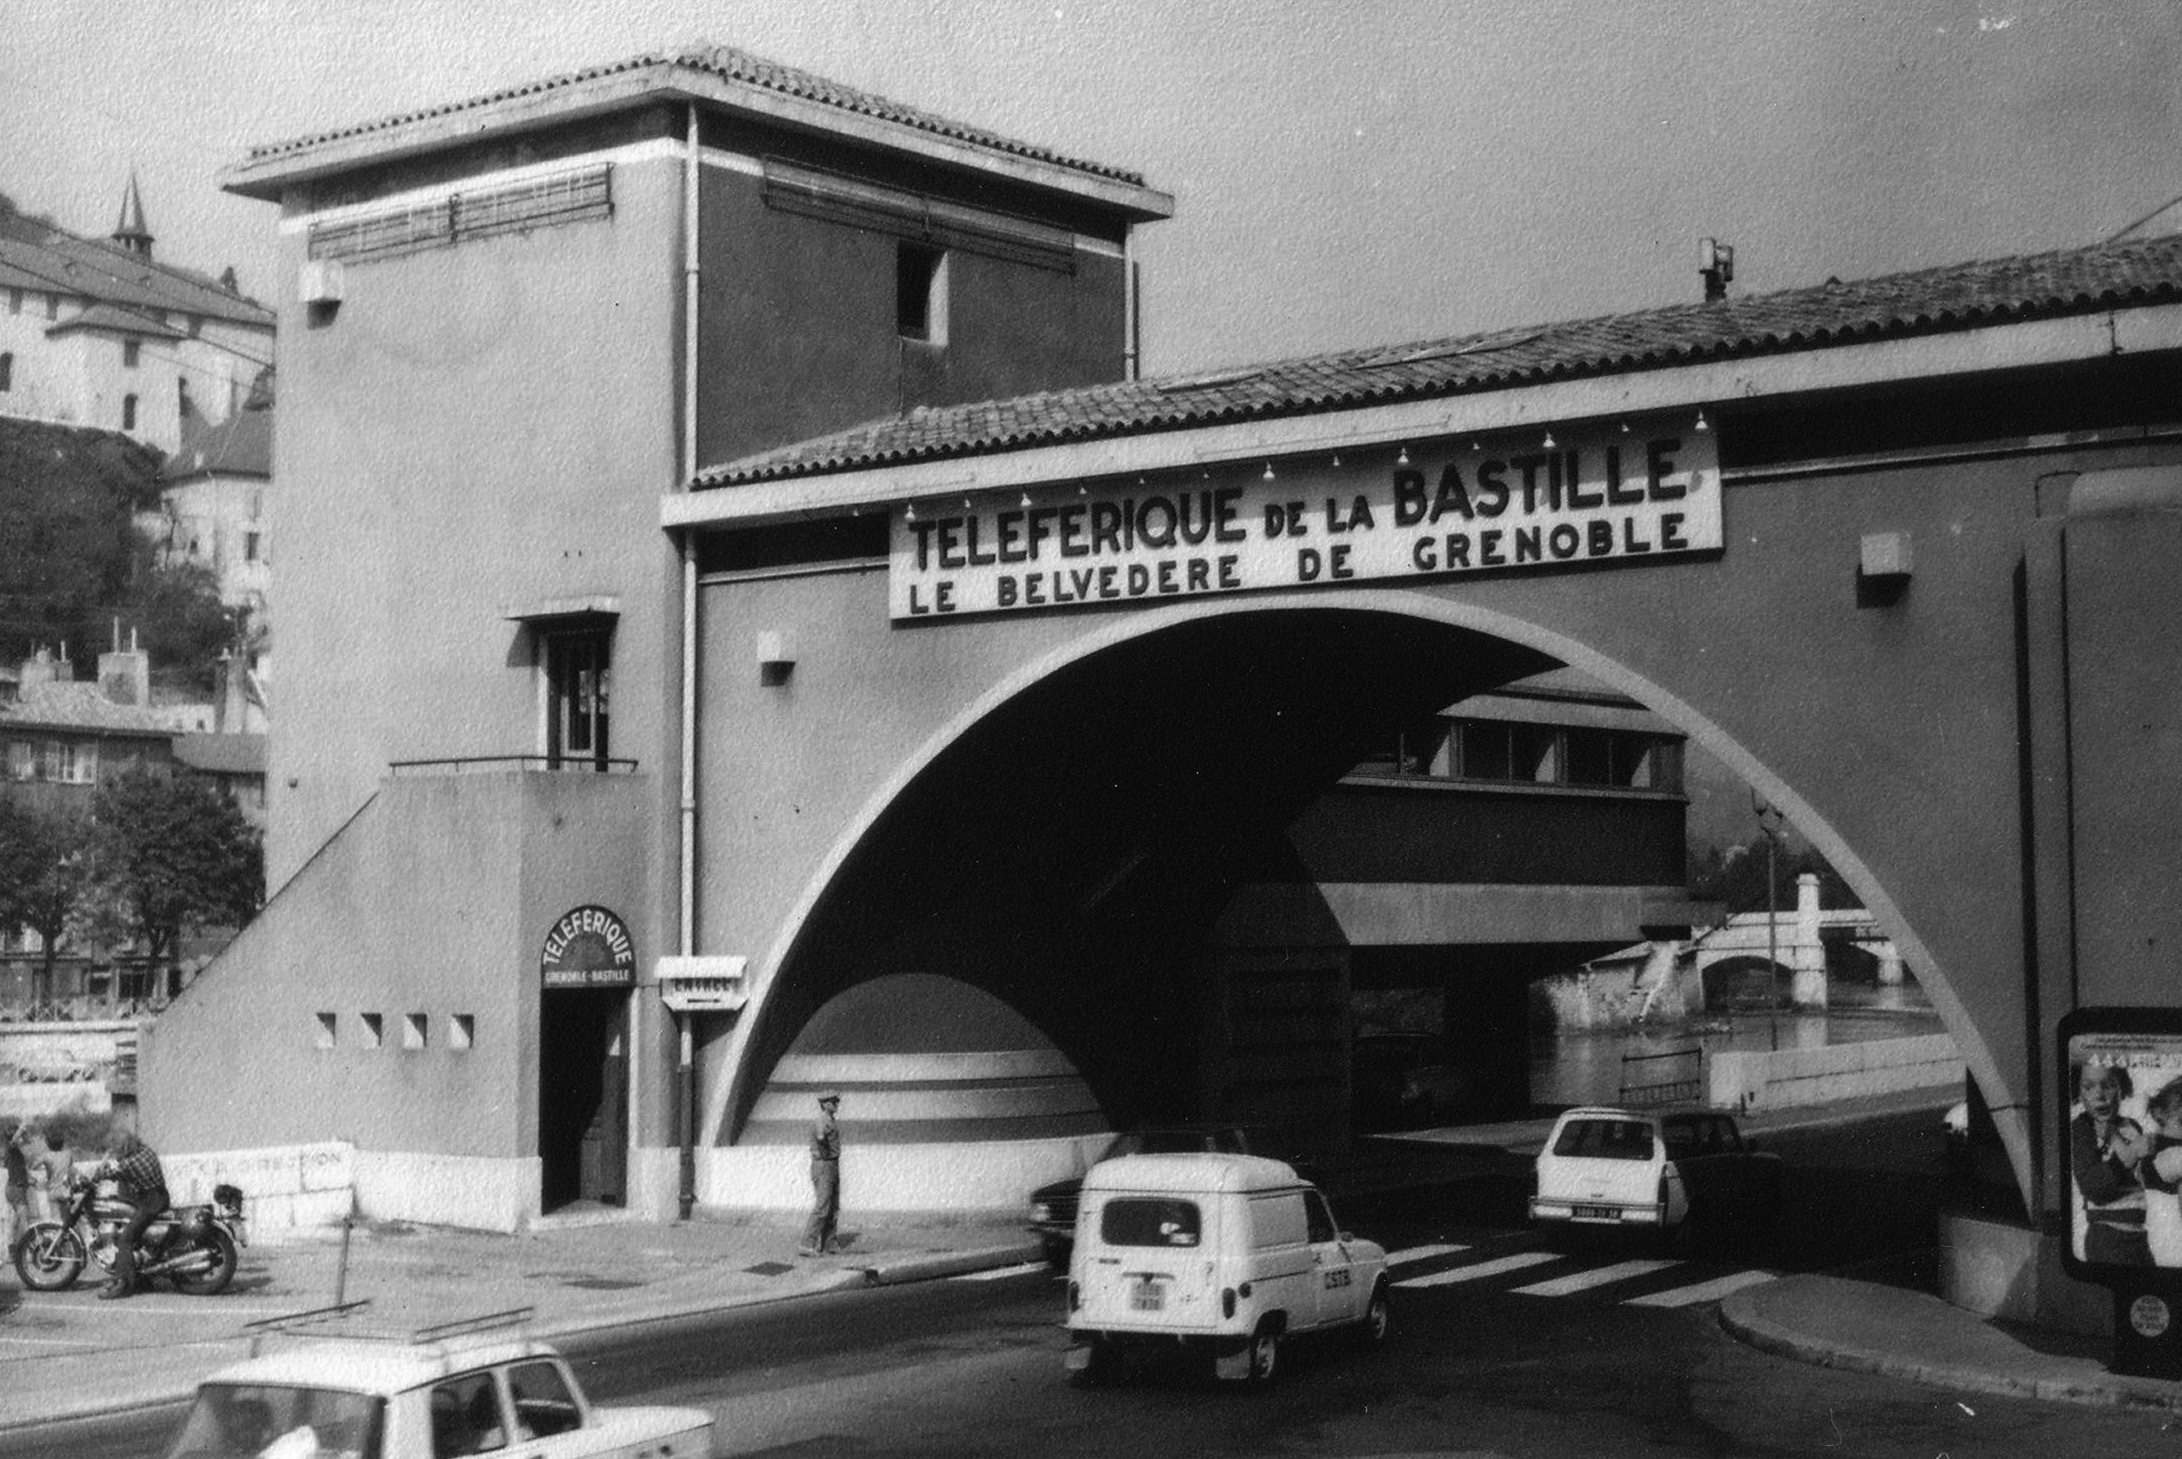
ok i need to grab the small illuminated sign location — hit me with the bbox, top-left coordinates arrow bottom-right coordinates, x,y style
890,416 -> 1721,619
541,905 -> 636,990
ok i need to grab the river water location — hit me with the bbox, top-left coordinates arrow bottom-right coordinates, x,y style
1529,980 -> 1950,1107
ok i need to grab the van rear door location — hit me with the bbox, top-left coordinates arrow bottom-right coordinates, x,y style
1077,1192 -> 1220,1330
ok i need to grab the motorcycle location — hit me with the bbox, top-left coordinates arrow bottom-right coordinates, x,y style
12,1175 -> 245,1295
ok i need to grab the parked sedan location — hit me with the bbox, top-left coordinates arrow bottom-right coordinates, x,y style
1529,1106 -> 1782,1243
1028,1126 -> 1259,1267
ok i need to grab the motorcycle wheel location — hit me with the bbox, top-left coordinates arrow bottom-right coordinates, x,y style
167,1228 -> 238,1296
14,1223 -> 87,1291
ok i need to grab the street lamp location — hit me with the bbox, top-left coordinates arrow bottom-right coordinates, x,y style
1753,794 -> 1786,1052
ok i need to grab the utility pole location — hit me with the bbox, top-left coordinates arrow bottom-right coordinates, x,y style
1754,794 -> 1786,1052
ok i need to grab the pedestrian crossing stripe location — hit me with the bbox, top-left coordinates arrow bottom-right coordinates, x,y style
1388,1248 -> 1778,1306
1509,1257 -> 1679,1297
1395,1251 -> 1561,1287
1621,1268 -> 1776,1307
1384,1243 -> 1470,1263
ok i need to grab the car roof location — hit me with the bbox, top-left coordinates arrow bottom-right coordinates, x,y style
201,1337 -> 554,1395
1083,1152 -> 1306,1194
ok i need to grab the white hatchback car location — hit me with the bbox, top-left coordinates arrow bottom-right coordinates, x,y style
1529,1106 -> 1782,1240
162,1312 -> 712,1459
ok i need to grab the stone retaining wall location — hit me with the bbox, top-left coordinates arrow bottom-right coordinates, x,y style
1707,1033 -> 1963,1112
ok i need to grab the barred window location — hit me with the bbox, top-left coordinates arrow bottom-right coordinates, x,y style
308,165 -> 613,265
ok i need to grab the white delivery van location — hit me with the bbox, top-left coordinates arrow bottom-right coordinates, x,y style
1064,1152 -> 1389,1385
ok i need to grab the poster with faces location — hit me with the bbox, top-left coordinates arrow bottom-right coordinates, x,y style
2066,1026 -> 2182,1273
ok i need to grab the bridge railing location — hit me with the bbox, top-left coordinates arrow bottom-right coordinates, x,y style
1619,1046 -> 1703,1107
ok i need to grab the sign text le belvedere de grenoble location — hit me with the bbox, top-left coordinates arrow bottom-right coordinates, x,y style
890,419 -> 1720,618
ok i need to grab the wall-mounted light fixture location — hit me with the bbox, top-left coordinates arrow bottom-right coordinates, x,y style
1856,530 -> 1913,607
1262,462 -> 1276,481
757,630 -> 795,687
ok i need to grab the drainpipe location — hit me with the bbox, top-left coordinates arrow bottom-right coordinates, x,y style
1123,234 -> 1141,382
676,102 -> 702,1220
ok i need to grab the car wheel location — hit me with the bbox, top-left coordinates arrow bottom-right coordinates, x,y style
1360,1282 -> 1391,1347
1246,1322 -> 1281,1385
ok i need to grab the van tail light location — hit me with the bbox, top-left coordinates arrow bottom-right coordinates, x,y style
1069,1281 -> 1081,1312
1222,1288 -> 1236,1318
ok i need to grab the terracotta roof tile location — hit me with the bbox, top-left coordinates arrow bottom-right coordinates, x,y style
242,42 -> 1147,189
695,232 -> 2182,487
0,683 -> 174,736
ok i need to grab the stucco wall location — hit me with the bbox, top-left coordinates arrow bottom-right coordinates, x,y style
263,151 -> 681,895
142,770 -> 651,1180
695,162 -> 1128,469
687,432 -> 2182,1220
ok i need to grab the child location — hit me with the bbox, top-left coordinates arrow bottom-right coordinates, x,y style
2141,1078 -> 2182,1268
2071,1062 -> 2150,1265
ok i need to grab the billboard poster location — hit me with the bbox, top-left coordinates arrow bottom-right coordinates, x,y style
2059,1008 -> 2182,1280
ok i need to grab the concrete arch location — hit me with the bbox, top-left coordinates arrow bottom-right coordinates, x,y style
700,584 -> 2015,1205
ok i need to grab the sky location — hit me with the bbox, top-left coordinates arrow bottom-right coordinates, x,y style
6,0 -> 2180,850
6,0 -> 2180,380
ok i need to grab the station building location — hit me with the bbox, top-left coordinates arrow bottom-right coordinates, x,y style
141,43 -> 2182,1334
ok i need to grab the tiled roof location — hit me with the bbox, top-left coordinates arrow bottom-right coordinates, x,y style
0,682 -> 173,737
695,232 -> 2182,487
45,301 -> 187,340
171,732 -> 266,775
0,228 -> 273,331
241,41 -> 1148,189
162,404 -> 273,481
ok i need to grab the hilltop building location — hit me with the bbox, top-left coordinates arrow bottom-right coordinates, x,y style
0,178 -> 275,455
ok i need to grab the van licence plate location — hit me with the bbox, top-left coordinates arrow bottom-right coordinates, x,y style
1130,1279 -> 1165,1311
1573,1204 -> 1621,1220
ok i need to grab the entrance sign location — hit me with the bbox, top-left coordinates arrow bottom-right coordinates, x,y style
541,905 -> 636,990
891,417 -> 1720,619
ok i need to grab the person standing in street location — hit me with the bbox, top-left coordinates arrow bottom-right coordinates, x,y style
799,1090 -> 842,1257
32,1127 -> 71,1221
1,1125 -> 28,1251
93,1131 -> 169,1299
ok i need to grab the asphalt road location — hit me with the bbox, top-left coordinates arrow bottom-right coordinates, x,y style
25,1109 -> 2178,1459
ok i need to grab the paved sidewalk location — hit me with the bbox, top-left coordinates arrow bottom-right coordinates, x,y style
5,1089 -> 2176,1433
0,1208 -> 1043,1432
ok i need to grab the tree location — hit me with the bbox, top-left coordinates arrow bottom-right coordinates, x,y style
0,801 -> 96,1006
90,771 -> 263,966
1687,833 -> 1853,918
119,550 -> 243,693
0,417 -> 165,664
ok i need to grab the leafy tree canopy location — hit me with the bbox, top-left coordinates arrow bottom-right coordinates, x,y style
90,771 -> 263,964
0,418 -> 165,665
1688,833 -> 1854,919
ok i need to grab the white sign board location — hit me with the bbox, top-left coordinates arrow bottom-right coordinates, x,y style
890,418 -> 1720,619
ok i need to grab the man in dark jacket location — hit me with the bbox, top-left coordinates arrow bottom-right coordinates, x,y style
94,1133 -> 169,1299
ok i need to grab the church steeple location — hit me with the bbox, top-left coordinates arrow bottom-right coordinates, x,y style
112,172 -> 153,258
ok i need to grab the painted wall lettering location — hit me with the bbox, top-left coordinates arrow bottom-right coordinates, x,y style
889,416 -> 1721,620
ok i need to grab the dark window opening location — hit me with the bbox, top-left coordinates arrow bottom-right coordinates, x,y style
0,353 -> 11,392
1100,1197 -> 1202,1247
123,339 -> 141,368
122,394 -> 138,430
543,627 -> 612,770
896,242 -> 946,343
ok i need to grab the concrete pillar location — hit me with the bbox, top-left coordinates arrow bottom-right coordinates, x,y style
1790,872 -> 1828,1009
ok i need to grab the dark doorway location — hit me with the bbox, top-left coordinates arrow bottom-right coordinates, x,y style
539,986 -> 628,1211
